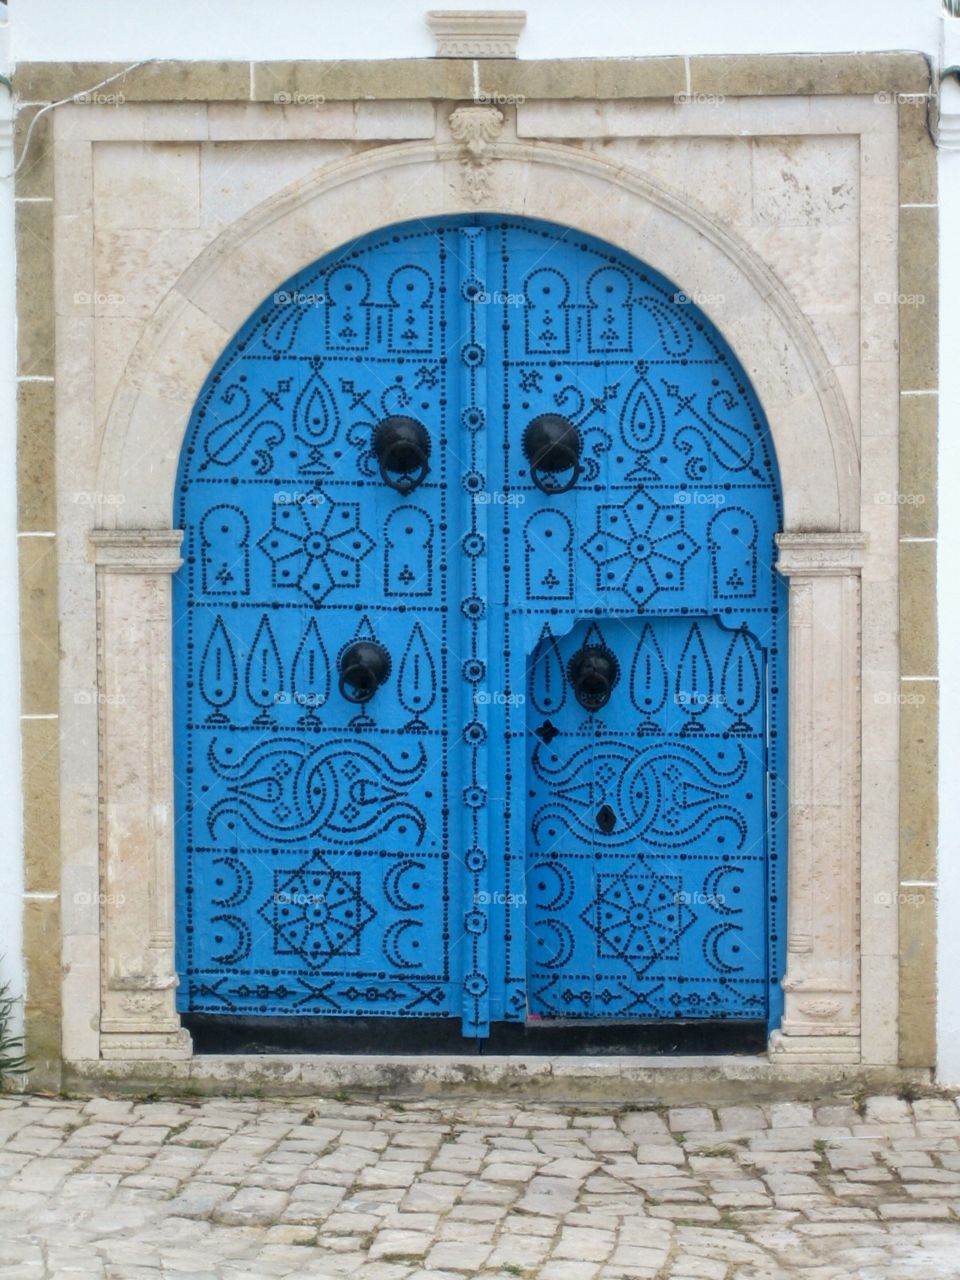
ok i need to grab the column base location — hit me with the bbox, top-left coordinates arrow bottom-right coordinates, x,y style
100,1027 -> 193,1060
768,1030 -> 861,1064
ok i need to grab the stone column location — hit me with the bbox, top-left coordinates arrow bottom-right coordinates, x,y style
771,532 -> 867,1064
90,530 -> 191,1060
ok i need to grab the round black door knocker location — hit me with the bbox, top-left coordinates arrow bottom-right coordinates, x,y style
372,415 -> 431,494
596,804 -> 617,834
522,413 -> 582,495
568,643 -> 620,712
337,640 -> 392,704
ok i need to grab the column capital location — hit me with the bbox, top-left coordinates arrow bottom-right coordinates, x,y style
90,529 -> 184,574
775,531 -> 866,577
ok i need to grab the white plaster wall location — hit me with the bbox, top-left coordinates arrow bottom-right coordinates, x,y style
4,0 -> 946,63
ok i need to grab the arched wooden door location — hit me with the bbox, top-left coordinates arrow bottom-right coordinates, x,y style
173,215 -> 787,1049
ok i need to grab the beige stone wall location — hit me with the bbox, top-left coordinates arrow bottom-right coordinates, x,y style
13,53 -> 937,1084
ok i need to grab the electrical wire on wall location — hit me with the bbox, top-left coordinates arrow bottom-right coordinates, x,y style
0,60 -> 154,179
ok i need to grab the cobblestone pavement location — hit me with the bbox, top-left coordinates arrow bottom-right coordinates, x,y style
2,1093 -> 960,1279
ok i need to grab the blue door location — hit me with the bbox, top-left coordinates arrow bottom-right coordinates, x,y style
174,215 -> 786,1042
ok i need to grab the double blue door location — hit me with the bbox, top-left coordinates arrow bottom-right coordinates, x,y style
174,216 -> 787,1039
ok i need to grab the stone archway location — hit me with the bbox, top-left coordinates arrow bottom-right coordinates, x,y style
68,135 -> 873,1069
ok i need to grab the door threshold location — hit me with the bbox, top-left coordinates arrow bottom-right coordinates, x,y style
62,1049 -> 929,1104
181,1014 -> 768,1056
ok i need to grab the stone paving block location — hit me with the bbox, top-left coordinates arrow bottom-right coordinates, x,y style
120,1173 -> 181,1192
215,1187 -> 290,1226
609,1242 -> 670,1267
501,1211 -> 558,1233
846,1168 -> 894,1185
713,1191 -> 772,1208
540,1156 -> 601,1179
9,1157 -> 83,1191
367,1228 -> 433,1259
165,1182 -> 235,1218
718,1106 -> 767,1132
513,1111 -> 571,1129
668,1257 -> 728,1279
648,1203 -> 721,1222
5,1135 -> 64,1155
583,1130 -> 634,1153
763,1172 -> 822,1195
488,1233 -> 554,1267
814,1104 -> 859,1127
769,1103 -> 816,1128
552,1225 -> 616,1260
358,1161 -> 429,1188
461,1179 -> 521,1205
865,1096 -> 913,1123
915,1120 -> 960,1138
82,1099 -> 135,1121
897,1165 -> 960,1183
481,1161 -> 540,1182
573,1115 -> 618,1129
619,1111 -> 671,1138
878,1201 -> 953,1219
634,1143 -> 687,1165
667,1108 -> 717,1133
117,1126 -> 173,1145
911,1098 -> 959,1120
539,1262 -> 602,1280
884,1148 -> 935,1167
425,1240 -> 494,1270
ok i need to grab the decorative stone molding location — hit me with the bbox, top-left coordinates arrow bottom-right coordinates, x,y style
772,531 -> 867,1064
448,105 -> 504,202
427,9 -> 526,58
47,94 -> 904,1077
90,529 -> 190,1060
89,529 -> 185,574
776,532 -> 868,576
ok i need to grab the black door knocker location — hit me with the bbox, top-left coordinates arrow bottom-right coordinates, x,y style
373,415 -> 431,494
337,639 -> 392,704
522,413 -> 582,495
596,804 -> 617,834
568,642 -> 620,712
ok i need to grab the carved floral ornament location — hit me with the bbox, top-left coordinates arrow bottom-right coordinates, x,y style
448,106 -> 505,203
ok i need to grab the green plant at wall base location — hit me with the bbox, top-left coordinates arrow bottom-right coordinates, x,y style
0,972 -> 28,1086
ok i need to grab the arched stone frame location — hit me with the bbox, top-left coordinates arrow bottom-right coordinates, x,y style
66,136 -> 889,1068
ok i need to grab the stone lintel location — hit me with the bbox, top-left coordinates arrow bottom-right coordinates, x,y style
13,52 -> 931,106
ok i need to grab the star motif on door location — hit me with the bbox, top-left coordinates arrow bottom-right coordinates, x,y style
583,864 -> 696,961
582,487 -> 699,607
259,859 -> 376,967
257,491 -> 375,604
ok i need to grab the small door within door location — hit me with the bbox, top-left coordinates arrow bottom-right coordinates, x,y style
173,214 -> 787,1046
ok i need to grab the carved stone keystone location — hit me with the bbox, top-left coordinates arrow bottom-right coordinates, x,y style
449,105 -> 504,203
